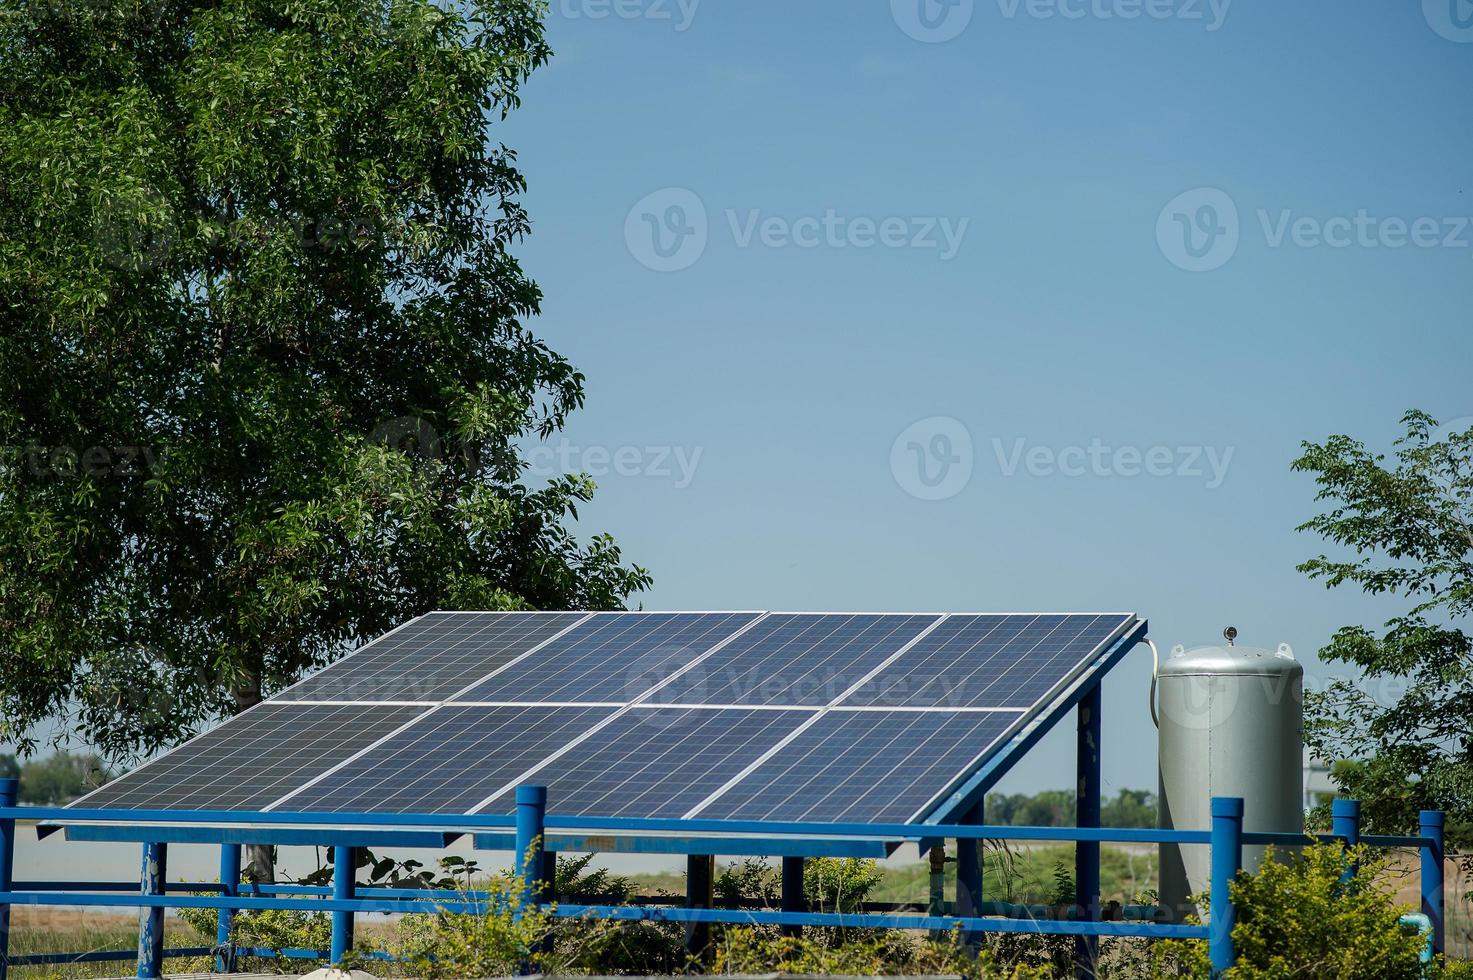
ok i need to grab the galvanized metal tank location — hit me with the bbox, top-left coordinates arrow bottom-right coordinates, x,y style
1157,637 -> 1303,922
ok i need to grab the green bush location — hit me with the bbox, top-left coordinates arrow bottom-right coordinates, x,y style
714,924 -> 1051,979
1147,844 -> 1428,980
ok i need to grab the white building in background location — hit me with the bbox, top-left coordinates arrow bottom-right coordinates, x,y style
1303,746 -> 1337,811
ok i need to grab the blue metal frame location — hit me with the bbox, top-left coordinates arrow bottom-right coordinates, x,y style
0,779 -> 16,980
472,831 -> 902,858
0,790 -> 1448,977
1208,796 -> 1243,977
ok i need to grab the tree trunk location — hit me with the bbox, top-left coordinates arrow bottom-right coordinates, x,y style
232,675 -> 275,883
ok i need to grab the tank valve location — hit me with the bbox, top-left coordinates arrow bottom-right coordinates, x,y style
1223,626 -> 1238,646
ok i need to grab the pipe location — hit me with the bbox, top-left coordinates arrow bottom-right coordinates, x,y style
1398,913 -> 1434,967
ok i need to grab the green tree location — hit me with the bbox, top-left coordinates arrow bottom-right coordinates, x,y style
17,751 -> 112,805
0,0 -> 649,764
1293,410 -> 1472,849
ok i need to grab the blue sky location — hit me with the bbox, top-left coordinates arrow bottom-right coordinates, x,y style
499,0 -> 1473,796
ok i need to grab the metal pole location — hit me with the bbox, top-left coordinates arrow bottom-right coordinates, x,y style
514,784 -> 547,902
1075,682 -> 1102,979
781,856 -> 805,938
927,843 -> 947,914
1209,796 -> 1244,978
329,845 -> 356,964
215,843 -> 241,973
0,778 -> 17,980
137,842 -> 168,979
1420,810 -> 1444,956
1332,798 -> 1360,888
514,785 -> 547,975
955,798 -> 984,951
684,854 -> 715,962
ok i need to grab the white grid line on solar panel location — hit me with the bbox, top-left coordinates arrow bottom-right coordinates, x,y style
699,709 -> 1017,825
947,614 -> 1126,706
277,611 -> 588,703
268,612 -> 431,701
281,704 -> 616,814
261,613 -> 596,811
909,617 -> 1141,823
478,707 -> 817,819
69,703 -> 426,811
679,614 -> 949,819
452,611 -> 762,703
647,613 -> 943,706
842,613 -> 1132,708
462,612 -> 776,813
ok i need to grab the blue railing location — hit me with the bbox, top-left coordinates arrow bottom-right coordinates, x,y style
0,781 -> 1446,980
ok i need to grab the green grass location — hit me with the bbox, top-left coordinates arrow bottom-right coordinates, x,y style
869,844 -> 1159,906
4,911 -> 206,980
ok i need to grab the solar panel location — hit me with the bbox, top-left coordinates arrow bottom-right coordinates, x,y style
843,613 -> 1135,708
452,612 -> 761,704
646,613 -> 940,706
278,705 -> 614,814
278,611 -> 588,703
475,707 -> 815,818
68,610 -> 1145,828
71,703 -> 426,811
696,709 -> 1019,824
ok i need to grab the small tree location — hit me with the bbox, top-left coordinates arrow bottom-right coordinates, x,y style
1293,411 -> 1472,849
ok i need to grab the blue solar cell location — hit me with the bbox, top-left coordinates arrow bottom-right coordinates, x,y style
699,709 -> 1018,824
74,703 -> 426,811
842,613 -> 1134,708
281,705 -> 614,813
452,612 -> 761,704
481,707 -> 814,818
278,612 -> 589,703
647,613 -> 941,706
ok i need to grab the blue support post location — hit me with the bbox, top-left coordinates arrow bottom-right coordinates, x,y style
1209,797 -> 1244,978
1332,798 -> 1361,888
514,785 -> 547,906
1075,682 -> 1102,978
329,845 -> 356,964
514,785 -> 547,975
1420,810 -> 1444,956
781,856 -> 805,939
137,842 -> 168,979
955,799 -> 984,951
0,778 -> 17,980
215,843 -> 241,972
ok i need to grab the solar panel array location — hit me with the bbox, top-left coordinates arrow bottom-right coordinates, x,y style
73,611 -> 1140,825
